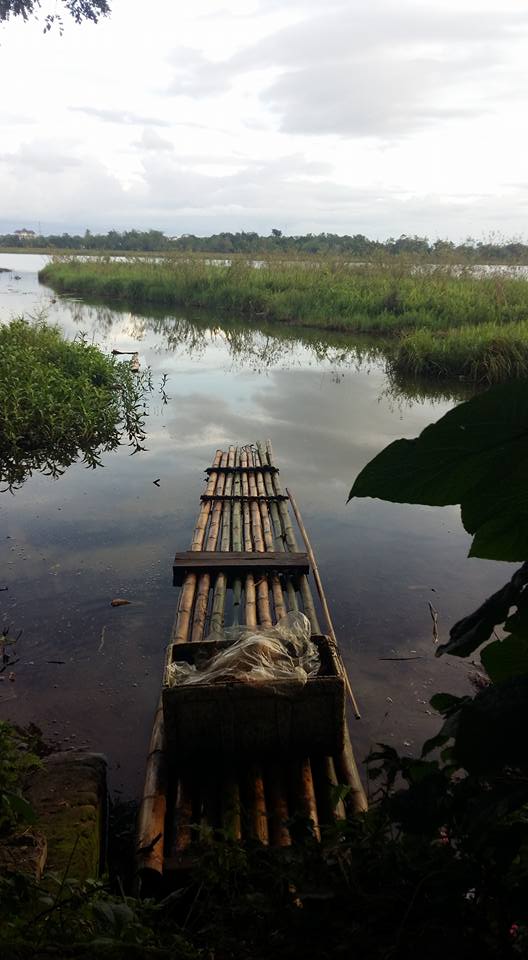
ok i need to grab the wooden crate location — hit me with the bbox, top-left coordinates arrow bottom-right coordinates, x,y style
162,636 -> 345,759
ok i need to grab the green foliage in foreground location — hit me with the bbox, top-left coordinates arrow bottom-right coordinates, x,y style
0,722 -> 42,835
0,317 -> 149,489
350,381 -> 528,562
0,1 -> 110,30
2,734 -> 528,960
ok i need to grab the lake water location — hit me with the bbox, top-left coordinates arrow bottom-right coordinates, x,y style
0,254 -> 512,798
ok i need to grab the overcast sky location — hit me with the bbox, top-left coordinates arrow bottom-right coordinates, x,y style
2,0 -> 528,239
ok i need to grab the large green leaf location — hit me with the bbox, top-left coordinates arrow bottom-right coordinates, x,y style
349,382 -> 528,561
480,589 -> 528,681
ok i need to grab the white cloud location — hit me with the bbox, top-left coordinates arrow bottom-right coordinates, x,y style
0,0 -> 527,238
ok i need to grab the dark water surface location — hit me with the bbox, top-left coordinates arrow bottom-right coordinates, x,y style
0,254 -> 512,797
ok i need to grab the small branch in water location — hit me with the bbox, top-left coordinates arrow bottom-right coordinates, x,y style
428,601 -> 439,644
378,656 -> 424,661
98,625 -> 106,652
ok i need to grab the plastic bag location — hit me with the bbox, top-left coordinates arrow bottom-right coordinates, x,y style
166,611 -> 319,687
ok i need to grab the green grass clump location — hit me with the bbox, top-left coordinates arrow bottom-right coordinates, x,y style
391,321 -> 528,383
40,257 -> 528,333
0,316 -> 149,489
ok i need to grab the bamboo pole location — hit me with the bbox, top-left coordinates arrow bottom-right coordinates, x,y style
246,762 -> 269,844
199,773 -> 218,843
265,441 -> 320,631
257,442 -> 297,614
222,770 -> 242,841
247,447 -> 272,627
266,764 -> 291,847
334,726 -> 368,814
172,450 -> 223,643
210,445 -> 236,633
171,774 -> 194,854
254,447 -> 285,621
293,757 -> 321,841
191,450 -> 229,642
137,697 -> 167,877
243,451 -> 268,844
311,756 -> 346,824
241,449 -> 257,627
286,486 -> 361,720
231,451 -> 243,625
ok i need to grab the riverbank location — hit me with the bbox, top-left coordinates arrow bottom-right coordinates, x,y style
39,257 -> 528,383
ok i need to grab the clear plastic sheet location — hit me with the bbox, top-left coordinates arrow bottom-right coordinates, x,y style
166,612 -> 320,687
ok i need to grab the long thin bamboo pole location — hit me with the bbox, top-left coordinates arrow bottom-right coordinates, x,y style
286,486 -> 361,720
137,697 -> 167,877
243,449 -> 268,844
241,449 -> 256,627
265,441 -> 321,632
172,450 -> 223,643
210,445 -> 236,633
231,450 -> 243,625
254,447 -> 285,621
247,447 -> 272,627
191,450 -> 229,642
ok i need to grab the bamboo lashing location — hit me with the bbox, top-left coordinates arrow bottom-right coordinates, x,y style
286,486 -> 361,721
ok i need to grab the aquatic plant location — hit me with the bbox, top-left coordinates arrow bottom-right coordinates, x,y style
391,322 -> 528,383
0,316 -> 151,490
40,257 -> 528,334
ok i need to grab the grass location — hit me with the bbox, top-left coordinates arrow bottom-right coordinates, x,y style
391,321 -> 528,383
0,316 -> 150,489
39,257 -> 528,382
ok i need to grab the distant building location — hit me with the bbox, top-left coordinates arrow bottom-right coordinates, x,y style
14,228 -> 36,241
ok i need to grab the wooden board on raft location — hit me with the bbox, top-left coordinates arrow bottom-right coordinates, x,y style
137,442 -> 367,891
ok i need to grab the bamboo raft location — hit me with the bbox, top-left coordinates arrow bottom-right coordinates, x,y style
137,442 -> 367,891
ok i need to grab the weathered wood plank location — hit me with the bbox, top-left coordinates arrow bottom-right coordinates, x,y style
173,551 -> 309,585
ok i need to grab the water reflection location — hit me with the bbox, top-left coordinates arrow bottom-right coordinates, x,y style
55,296 -> 475,407
0,258 -> 511,798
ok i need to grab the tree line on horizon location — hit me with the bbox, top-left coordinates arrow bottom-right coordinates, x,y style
3,228 -> 528,261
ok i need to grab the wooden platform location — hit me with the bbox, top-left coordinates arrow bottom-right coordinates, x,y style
137,441 -> 366,891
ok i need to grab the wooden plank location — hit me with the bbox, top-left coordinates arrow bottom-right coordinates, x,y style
173,551 -> 309,586
205,465 -> 279,475
200,494 -> 288,503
